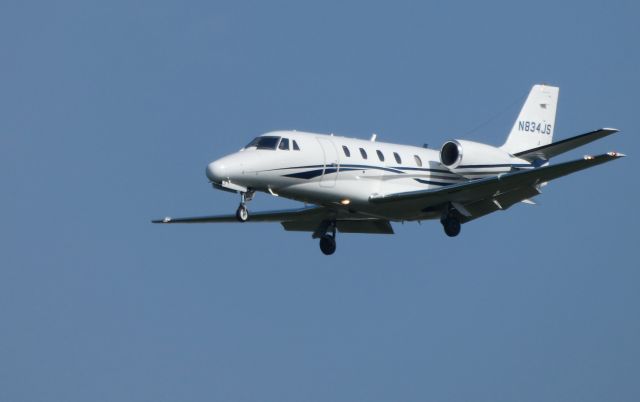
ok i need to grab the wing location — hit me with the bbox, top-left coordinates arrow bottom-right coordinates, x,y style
152,206 -> 326,224
370,152 -> 625,221
514,128 -> 618,162
152,206 -> 394,235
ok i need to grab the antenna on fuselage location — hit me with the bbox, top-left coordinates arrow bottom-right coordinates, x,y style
370,133 -> 377,142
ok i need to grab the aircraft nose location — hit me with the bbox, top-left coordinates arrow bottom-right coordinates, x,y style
206,161 -> 226,182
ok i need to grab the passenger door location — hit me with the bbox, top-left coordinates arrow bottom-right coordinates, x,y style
317,137 -> 339,187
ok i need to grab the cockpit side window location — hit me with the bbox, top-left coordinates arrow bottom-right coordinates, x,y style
245,136 -> 281,150
292,140 -> 300,150
279,138 -> 290,150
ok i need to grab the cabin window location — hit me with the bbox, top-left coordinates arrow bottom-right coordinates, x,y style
342,145 -> 351,157
414,155 -> 422,167
376,150 -> 385,162
393,152 -> 402,164
359,148 -> 367,159
278,137 -> 290,150
245,136 -> 280,150
292,140 -> 300,150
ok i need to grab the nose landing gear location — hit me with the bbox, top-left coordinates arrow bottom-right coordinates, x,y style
236,204 -> 249,222
235,190 -> 254,222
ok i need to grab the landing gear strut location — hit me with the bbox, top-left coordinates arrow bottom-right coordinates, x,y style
441,205 -> 461,237
318,221 -> 337,255
235,190 -> 254,222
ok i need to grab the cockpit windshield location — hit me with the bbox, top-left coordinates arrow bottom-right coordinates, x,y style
244,136 -> 281,150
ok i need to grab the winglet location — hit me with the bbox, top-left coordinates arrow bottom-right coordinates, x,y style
152,217 -> 172,224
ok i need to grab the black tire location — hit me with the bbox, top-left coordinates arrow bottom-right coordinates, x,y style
235,205 -> 249,222
319,235 -> 336,255
443,217 -> 461,237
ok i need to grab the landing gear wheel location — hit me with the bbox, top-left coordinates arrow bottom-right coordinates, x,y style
442,217 -> 461,237
319,235 -> 336,255
236,205 -> 249,222
235,191 -> 253,222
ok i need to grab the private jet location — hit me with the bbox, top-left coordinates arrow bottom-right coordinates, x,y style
153,84 -> 625,255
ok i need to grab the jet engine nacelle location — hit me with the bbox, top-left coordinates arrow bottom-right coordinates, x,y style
439,139 -> 530,178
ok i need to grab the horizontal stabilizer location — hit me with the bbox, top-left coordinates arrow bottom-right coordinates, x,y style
514,128 -> 618,162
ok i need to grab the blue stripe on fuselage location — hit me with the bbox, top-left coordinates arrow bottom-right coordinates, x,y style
413,179 -> 455,186
273,163 -> 460,177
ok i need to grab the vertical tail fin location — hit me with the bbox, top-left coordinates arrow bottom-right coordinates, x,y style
501,84 -> 559,155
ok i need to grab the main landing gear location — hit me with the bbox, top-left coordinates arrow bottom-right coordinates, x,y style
317,221 -> 337,255
235,190 -> 254,222
441,205 -> 462,237
441,216 -> 461,237
320,234 -> 336,255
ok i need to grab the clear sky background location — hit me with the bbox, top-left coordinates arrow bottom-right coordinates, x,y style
1,1 -> 638,401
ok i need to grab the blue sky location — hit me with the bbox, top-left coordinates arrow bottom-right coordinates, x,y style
1,1 -> 638,401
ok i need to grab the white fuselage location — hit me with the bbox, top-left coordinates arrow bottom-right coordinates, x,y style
206,131 -> 530,221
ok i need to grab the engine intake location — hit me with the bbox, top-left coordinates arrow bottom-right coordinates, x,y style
440,141 -> 463,167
